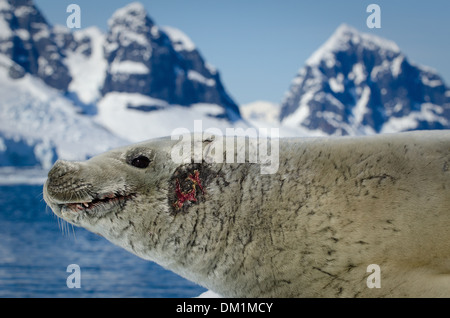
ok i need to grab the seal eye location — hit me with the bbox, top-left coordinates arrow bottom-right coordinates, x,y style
131,155 -> 151,169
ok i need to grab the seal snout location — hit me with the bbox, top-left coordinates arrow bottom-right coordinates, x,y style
45,159 -> 90,204
48,159 -> 80,180
44,159 -> 136,218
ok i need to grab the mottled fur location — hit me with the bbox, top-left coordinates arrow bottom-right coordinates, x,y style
44,131 -> 450,297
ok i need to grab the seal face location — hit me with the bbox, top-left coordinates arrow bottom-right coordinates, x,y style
43,144 -> 158,226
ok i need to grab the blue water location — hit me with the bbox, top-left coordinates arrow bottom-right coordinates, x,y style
0,185 -> 206,298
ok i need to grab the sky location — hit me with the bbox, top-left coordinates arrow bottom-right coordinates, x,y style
35,0 -> 450,106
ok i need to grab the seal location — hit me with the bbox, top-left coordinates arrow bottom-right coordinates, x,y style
43,130 -> 450,297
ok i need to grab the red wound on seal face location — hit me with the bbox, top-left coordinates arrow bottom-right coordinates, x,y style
173,170 -> 205,210
188,170 -> 205,195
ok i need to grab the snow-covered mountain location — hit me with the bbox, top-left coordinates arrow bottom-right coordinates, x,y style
0,0 -> 125,169
0,0 -> 71,90
91,2 -> 243,141
0,0 -> 245,168
0,53 -> 127,169
100,3 -> 240,120
280,24 -> 450,135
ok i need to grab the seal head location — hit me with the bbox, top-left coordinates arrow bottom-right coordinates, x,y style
43,136 -> 229,291
43,139 -> 180,261
44,145 -> 156,225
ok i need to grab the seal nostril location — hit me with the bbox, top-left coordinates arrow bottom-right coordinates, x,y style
48,162 -> 64,181
47,160 -> 81,184
45,160 -> 92,204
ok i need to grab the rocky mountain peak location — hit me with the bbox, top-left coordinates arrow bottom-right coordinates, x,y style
108,2 -> 151,28
107,2 -> 156,48
0,0 -> 71,90
280,24 -> 450,135
102,2 -> 241,121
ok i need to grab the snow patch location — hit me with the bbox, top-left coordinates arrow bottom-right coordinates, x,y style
0,15 -> 13,40
15,28 -> 30,41
0,137 -> 5,152
370,60 -> 390,81
391,55 -> 404,78
66,27 -> 108,105
421,75 -> 443,88
14,5 -> 34,18
96,92 -> 245,142
187,70 -> 215,86
38,56 -> 54,76
114,29 -> 149,48
329,73 -> 344,93
162,26 -> 196,52
196,290 -> 222,298
352,86 -> 370,126
205,62 -> 217,75
240,100 -> 280,124
0,0 -> 11,11
282,90 -> 314,127
348,63 -> 366,85
381,103 -> 448,133
31,24 -> 50,42
110,60 -> 149,74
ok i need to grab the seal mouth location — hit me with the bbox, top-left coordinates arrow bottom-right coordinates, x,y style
60,192 -> 135,215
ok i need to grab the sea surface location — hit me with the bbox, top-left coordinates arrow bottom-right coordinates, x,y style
0,183 -> 206,298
